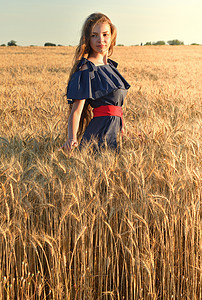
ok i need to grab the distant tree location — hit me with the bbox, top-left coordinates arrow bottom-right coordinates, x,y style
191,43 -> 199,45
7,40 -> 17,46
44,42 -> 56,46
153,41 -> 166,45
1,44 -> 6,47
117,44 -> 124,46
144,42 -> 152,46
167,39 -> 184,45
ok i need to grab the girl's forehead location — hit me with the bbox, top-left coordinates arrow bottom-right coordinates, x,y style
91,22 -> 111,32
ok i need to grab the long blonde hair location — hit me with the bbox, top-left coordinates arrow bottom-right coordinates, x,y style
67,13 -> 117,139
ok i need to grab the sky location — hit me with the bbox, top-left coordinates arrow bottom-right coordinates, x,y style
0,0 -> 202,46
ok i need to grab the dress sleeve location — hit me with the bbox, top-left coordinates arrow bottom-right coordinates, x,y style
66,58 -> 92,103
66,70 -> 92,103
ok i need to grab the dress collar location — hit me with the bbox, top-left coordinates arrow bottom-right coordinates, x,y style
77,57 -> 118,70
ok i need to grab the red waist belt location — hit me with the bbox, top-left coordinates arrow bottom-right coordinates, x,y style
93,105 -> 123,118
93,105 -> 123,133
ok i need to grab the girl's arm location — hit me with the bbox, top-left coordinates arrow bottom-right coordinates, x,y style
62,99 -> 85,151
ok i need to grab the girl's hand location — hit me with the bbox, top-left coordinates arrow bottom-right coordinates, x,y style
58,139 -> 78,152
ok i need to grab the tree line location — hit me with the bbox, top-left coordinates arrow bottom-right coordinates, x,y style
1,39 -> 200,47
0,41 -> 65,47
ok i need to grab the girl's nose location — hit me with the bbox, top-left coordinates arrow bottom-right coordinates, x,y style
98,35 -> 103,42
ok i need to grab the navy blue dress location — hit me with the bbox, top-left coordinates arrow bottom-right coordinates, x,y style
66,57 -> 130,148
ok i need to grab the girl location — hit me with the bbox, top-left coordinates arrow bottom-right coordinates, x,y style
62,12 -> 130,151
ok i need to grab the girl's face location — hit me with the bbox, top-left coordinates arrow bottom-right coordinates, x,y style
89,22 -> 111,56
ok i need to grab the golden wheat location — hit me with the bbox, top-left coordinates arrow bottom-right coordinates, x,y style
0,45 -> 201,299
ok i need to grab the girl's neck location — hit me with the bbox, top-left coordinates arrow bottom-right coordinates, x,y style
88,53 -> 108,66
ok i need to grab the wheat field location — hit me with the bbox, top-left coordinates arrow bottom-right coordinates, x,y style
0,45 -> 201,299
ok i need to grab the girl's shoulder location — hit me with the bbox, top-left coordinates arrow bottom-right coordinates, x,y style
107,58 -> 118,68
76,58 -> 89,71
